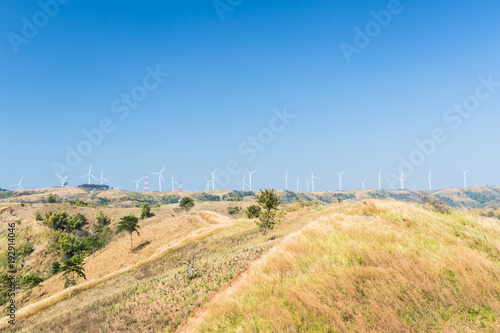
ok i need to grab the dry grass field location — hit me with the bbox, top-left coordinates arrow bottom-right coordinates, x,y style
0,188 -> 499,332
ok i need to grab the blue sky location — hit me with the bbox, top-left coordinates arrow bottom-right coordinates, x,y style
1,0 -> 499,192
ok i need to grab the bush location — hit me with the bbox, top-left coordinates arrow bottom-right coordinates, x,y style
45,194 -> 58,203
35,211 -> 43,221
51,261 -> 61,275
179,197 -> 195,211
246,205 -> 261,218
20,274 -> 43,289
67,213 -> 87,231
69,200 -> 88,207
57,232 -> 87,258
228,205 -> 241,216
96,211 -> 111,226
46,210 -> 69,231
140,202 -> 153,219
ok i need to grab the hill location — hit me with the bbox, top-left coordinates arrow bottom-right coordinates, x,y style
0,191 -> 499,331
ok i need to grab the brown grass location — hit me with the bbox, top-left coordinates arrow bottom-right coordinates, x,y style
191,200 -> 500,332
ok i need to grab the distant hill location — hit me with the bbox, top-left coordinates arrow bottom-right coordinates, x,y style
2,186 -> 500,209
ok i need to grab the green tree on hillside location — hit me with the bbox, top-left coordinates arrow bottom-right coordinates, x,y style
179,197 -> 195,211
140,203 -> 153,219
116,215 -> 140,254
96,211 -> 111,226
256,189 -> 280,241
61,255 -> 86,297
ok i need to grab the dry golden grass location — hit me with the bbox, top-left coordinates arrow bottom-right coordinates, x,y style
191,200 -> 500,332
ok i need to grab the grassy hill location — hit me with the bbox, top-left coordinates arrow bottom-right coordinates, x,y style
0,188 -> 499,332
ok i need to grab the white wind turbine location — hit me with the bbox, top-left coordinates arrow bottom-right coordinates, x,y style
96,169 -> 110,185
284,169 -> 289,191
210,168 -> 219,191
296,177 -> 300,191
306,177 -> 311,192
56,174 -> 71,187
80,163 -> 97,185
238,175 -> 248,190
377,169 -> 383,191
11,176 -> 24,191
336,170 -> 345,191
204,176 -> 211,191
399,168 -> 407,190
169,174 -> 178,191
461,167 -> 470,188
151,165 -> 166,192
362,179 -> 367,190
130,178 -> 143,192
427,170 -> 434,191
246,170 -> 256,191
310,170 -> 319,193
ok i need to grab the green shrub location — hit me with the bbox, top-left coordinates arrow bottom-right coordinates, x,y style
140,202 -> 153,219
51,261 -> 61,275
45,194 -> 58,203
179,197 -> 195,211
20,274 -> 43,289
67,213 -> 87,231
228,205 -> 241,215
96,211 -> 111,226
246,205 -> 261,218
35,211 -> 43,221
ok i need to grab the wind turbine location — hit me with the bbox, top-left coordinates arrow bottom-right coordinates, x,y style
296,177 -> 300,191
362,179 -> 367,190
56,174 -> 71,187
336,170 -> 345,191
399,168 -> 407,190
377,169 -> 383,190
284,169 -> 289,191
427,170 -> 434,191
210,168 -> 219,191
169,174 -> 178,191
130,178 -> 143,192
310,170 -> 319,193
80,163 -> 97,185
204,176 -> 211,191
246,170 -> 256,191
461,167 -> 470,188
306,177 -> 311,192
151,165 -> 166,192
238,175 -> 248,190
11,176 -> 24,191
96,169 -> 109,185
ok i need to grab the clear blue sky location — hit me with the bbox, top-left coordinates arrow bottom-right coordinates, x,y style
1,0 -> 499,192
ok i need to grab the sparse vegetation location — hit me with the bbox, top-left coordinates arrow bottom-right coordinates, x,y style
45,194 -> 58,203
227,205 -> 240,216
246,204 -> 261,218
116,215 -> 140,254
179,197 -> 195,211
256,189 -> 280,241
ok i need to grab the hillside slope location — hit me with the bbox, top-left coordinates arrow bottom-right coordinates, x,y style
189,200 -> 500,332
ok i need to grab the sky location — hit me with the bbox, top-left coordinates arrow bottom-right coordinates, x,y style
1,0 -> 499,192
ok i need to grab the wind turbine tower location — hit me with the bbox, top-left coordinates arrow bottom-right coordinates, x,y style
11,176 -> 24,191
80,163 -> 96,185
130,178 -> 143,192
151,165 -> 166,192
427,170 -> 434,191
461,167 -> 470,188
247,170 -> 256,191
211,168 -> 219,191
362,179 -> 367,190
204,176 -> 211,191
56,174 -> 71,187
296,177 -> 299,191
377,169 -> 383,191
336,170 -> 345,191
399,169 -> 407,190
310,170 -> 319,193
169,174 -> 178,192
238,175 -> 248,190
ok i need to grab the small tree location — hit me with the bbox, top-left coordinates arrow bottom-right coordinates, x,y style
183,249 -> 204,279
116,215 -> 140,254
61,256 -> 86,297
337,197 -> 343,212
246,204 -> 261,218
179,197 -> 195,211
96,211 -> 111,226
45,194 -> 58,203
256,189 -> 280,241
140,203 -> 153,219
